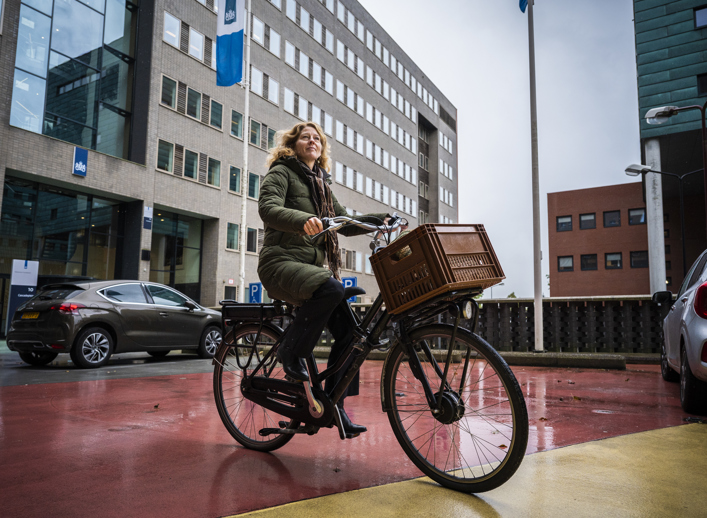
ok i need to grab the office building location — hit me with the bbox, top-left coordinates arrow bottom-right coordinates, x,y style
0,0 -> 458,331
548,183 -> 650,296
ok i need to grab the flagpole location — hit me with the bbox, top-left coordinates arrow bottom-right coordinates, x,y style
238,0 -> 252,303
527,0 -> 544,351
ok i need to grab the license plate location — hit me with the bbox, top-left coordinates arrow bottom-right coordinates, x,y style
22,312 -> 40,320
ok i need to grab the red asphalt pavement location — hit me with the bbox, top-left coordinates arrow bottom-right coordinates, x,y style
0,363 -> 687,518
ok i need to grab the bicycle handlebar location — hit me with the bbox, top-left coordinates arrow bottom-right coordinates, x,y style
311,214 -> 407,241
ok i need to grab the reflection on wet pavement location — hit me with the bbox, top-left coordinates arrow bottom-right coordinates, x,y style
0,361 -> 688,518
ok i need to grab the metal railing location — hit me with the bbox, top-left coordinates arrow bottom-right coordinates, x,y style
320,296 -> 668,354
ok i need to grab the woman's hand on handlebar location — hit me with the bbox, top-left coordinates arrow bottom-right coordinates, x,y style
304,217 -> 324,236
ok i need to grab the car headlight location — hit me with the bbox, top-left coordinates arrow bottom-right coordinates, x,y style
462,300 -> 474,319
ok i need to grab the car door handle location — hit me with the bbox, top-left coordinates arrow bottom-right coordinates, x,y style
159,312 -> 169,317
681,297 -> 688,303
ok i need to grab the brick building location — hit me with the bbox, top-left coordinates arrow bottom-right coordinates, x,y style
0,0 -> 459,333
548,183 -> 652,297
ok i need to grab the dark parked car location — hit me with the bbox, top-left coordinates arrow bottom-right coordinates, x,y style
653,248 -> 707,415
6,280 -> 222,368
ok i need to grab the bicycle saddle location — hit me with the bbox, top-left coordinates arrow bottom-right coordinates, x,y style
344,286 -> 366,299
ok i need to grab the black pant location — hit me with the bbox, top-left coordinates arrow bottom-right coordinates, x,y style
281,277 -> 359,400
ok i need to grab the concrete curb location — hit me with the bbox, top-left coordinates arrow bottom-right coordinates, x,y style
313,346 -> 659,370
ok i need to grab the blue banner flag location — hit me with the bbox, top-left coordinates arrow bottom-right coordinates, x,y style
520,0 -> 528,13
217,0 -> 245,86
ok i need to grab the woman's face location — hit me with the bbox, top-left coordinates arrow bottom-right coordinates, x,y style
294,126 -> 322,166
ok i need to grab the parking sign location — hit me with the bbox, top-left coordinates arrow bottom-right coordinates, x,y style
249,282 -> 262,303
342,277 -> 357,303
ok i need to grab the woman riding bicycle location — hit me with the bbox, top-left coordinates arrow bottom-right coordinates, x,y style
257,121 -> 389,436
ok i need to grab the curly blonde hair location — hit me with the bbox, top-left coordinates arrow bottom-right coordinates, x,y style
266,122 -> 331,172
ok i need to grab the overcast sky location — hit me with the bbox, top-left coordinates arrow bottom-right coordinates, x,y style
357,0 -> 641,298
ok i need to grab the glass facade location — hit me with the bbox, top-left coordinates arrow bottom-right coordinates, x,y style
0,177 -> 127,331
149,210 -> 202,302
10,0 -> 138,160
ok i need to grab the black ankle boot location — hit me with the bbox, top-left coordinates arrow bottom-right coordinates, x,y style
339,407 -> 367,435
277,346 -> 309,382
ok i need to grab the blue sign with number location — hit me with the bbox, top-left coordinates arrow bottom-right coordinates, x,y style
73,147 -> 88,177
342,277 -> 357,303
249,282 -> 262,303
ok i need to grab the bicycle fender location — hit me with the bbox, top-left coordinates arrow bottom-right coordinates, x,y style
380,339 -> 401,412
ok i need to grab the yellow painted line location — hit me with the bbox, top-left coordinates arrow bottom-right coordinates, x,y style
228,424 -> 707,518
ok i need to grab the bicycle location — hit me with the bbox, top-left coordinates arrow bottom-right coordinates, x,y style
213,216 -> 529,493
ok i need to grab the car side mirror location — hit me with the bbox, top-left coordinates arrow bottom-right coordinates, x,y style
652,291 -> 673,306
184,300 -> 197,311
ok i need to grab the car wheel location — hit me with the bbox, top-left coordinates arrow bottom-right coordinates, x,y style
148,351 -> 170,358
198,326 -> 222,359
19,351 -> 59,366
680,347 -> 707,415
71,327 -> 113,369
661,341 -> 679,382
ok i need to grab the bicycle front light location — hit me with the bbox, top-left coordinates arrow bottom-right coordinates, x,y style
462,300 -> 474,319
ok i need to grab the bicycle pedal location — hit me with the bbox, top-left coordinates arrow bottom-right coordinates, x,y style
345,432 -> 360,439
367,338 -> 390,350
278,421 -> 288,429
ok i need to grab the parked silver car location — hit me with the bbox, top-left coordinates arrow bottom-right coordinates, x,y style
653,249 -> 707,414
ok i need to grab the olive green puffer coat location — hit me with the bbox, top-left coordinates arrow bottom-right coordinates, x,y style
257,157 -> 388,306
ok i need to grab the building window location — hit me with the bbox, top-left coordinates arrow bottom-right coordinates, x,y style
666,260 -> 671,271
556,216 -> 572,232
207,158 -> 220,187
250,119 -> 261,146
184,149 -> 198,179
667,276 -> 672,287
698,74 -> 707,96
186,88 -> 201,119
603,210 -> 621,227
579,213 -> 596,230
248,172 -> 260,199
164,12 -> 180,47
696,7 -> 707,28
628,208 -> 646,225
189,28 -> 204,60
247,227 -> 258,252
231,110 -> 243,138
161,76 -> 177,108
210,100 -> 222,129
630,251 -> 649,268
605,253 -> 622,269
226,223 -> 239,250
157,140 -> 173,172
665,244 -> 671,254
229,166 -> 241,193
581,254 -> 597,271
268,128 -> 277,149
664,228 -> 670,238
558,256 -> 573,272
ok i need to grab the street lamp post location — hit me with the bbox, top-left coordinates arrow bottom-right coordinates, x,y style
645,101 -> 707,241
625,164 -> 703,278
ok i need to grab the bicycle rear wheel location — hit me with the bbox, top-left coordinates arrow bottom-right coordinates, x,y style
383,324 -> 528,493
213,324 -> 297,452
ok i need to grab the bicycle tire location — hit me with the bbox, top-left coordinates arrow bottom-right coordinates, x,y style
383,324 -> 528,493
213,324 -> 297,452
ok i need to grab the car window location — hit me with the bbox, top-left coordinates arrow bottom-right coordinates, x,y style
36,287 -> 82,300
678,251 -> 707,298
146,285 -> 188,307
102,284 -> 147,303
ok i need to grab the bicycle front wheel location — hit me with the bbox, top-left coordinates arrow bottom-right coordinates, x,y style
383,324 -> 528,493
213,324 -> 297,452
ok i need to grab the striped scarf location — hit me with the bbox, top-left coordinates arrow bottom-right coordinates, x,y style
300,161 -> 342,281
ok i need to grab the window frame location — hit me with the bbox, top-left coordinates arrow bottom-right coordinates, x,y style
248,171 -> 260,199
628,208 -> 646,225
580,254 -> 598,271
229,165 -> 241,194
207,157 -> 221,187
630,251 -> 649,269
210,99 -> 223,129
231,110 -> 244,139
160,75 -> 177,109
605,252 -> 623,270
183,149 -> 199,180
579,212 -> 596,230
556,215 -> 572,232
246,227 -> 258,253
603,210 -> 621,228
156,140 -> 174,173
226,222 -> 239,250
